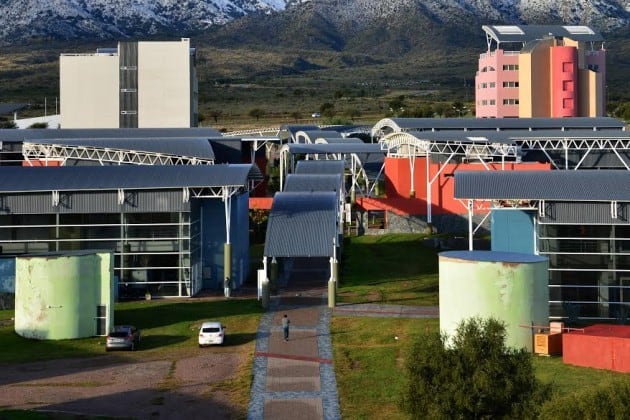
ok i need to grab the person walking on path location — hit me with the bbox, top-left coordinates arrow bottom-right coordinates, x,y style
282,314 -> 290,341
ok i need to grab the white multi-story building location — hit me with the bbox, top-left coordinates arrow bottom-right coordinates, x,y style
60,38 -> 198,129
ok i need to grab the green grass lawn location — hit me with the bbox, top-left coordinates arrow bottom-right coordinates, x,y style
0,297 -> 263,418
338,234 -> 438,306
0,298 -> 262,364
334,233 -> 630,419
332,316 -> 630,420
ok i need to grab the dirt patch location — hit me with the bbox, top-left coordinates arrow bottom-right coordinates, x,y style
0,349 -> 247,419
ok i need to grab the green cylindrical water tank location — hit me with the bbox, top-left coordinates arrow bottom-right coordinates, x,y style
14,251 -> 113,340
439,250 -> 549,352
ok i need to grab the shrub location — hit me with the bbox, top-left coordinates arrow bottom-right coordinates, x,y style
401,317 -> 548,419
539,378 -> 630,419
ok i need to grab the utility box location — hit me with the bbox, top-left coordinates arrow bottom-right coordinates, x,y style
534,322 -> 564,355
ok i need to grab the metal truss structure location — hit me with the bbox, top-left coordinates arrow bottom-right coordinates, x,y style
515,135 -> 630,170
22,141 -> 215,166
278,144 -> 383,200
380,132 -> 521,222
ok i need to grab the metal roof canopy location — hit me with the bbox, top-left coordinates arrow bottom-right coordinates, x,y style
454,169 -> 630,250
0,164 -> 260,194
22,137 -> 215,166
482,25 -> 604,47
371,117 -> 626,139
264,191 -> 339,258
284,174 -> 344,193
455,170 -> 630,201
294,159 -> 345,174
0,127 -> 222,142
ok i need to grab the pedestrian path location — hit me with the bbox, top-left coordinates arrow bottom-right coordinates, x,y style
247,288 -> 340,420
247,290 -> 440,419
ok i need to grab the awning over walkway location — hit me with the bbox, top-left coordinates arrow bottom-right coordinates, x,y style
264,191 -> 338,258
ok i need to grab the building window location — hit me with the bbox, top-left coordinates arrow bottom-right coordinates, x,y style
482,100 -> 488,106
562,62 -> 573,72
481,83 -> 487,88
502,99 -> 519,105
502,64 -> 519,71
489,82 -> 496,88
490,99 -> 496,105
502,81 -> 519,88
562,80 -> 574,91
563,98 -> 573,109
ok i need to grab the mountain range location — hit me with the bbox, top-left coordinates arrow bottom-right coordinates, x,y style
0,0 -> 629,49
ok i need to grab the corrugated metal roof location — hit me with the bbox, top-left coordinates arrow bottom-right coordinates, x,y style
384,117 -> 625,132
0,164 -> 257,193
482,25 -> 604,43
455,170 -> 630,201
30,137 -> 215,159
294,160 -> 345,175
0,127 -> 222,142
264,191 -> 338,257
289,144 -> 383,155
405,129 -> 630,143
284,174 -> 343,193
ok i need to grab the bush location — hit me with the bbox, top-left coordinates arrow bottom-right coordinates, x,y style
539,379 -> 630,419
401,317 -> 548,419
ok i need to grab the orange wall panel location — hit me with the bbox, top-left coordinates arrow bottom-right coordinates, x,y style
384,157 -> 550,215
562,325 -> 630,373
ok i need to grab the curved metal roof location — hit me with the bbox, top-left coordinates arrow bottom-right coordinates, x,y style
284,174 -> 343,193
264,191 -> 338,258
0,164 -> 259,193
29,137 -> 215,160
372,117 -> 626,138
294,160 -> 345,175
482,25 -> 604,44
0,127 -> 222,142
455,170 -> 630,201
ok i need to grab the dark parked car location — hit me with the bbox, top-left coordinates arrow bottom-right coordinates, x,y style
106,325 -> 141,351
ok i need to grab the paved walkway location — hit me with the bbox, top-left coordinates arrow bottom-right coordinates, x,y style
247,287 -> 440,420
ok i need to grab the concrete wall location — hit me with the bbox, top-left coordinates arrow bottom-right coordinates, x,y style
138,39 -> 192,128
60,54 -> 119,128
14,252 -> 114,340
439,250 -> 549,352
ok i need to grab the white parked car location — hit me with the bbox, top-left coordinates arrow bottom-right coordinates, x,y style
198,321 -> 225,347
311,112 -> 321,118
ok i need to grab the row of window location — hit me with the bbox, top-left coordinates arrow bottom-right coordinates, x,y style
478,81 -> 519,89
478,99 -> 520,106
479,64 -> 519,72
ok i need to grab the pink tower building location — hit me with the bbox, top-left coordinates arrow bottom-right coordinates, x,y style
475,25 -> 606,118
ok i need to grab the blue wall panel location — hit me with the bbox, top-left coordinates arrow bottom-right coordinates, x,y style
491,210 -> 535,254
200,193 -> 250,290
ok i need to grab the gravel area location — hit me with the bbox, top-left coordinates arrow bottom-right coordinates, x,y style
0,350 -> 246,419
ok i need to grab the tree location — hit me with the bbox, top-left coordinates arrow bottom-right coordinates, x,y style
208,109 -> 223,123
0,119 -> 17,129
28,122 -> 48,129
401,317 -> 547,420
320,102 -> 335,119
248,108 -> 265,121
290,111 -> 302,122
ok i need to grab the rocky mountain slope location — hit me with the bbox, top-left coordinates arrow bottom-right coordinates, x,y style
0,0 -> 628,47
